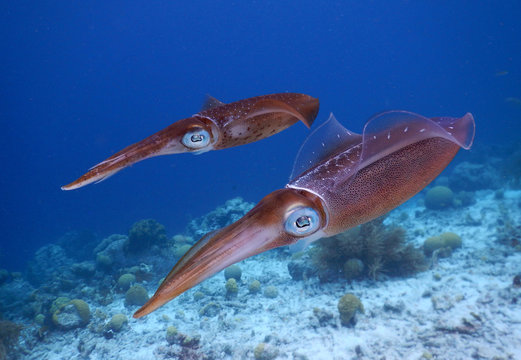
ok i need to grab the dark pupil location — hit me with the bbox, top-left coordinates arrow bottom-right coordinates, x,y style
191,134 -> 204,142
295,216 -> 311,228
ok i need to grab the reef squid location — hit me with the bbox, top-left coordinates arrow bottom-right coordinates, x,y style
133,110 -> 475,318
62,93 -> 319,190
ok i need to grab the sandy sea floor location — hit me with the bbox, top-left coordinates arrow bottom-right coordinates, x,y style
5,190 -> 521,360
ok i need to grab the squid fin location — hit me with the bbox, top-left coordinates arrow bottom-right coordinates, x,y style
201,95 -> 226,111
290,113 -> 361,181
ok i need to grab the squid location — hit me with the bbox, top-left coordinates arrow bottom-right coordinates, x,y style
62,93 -> 320,190
133,110 -> 475,318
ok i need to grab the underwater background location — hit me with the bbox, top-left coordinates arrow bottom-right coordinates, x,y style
1,1 -> 521,359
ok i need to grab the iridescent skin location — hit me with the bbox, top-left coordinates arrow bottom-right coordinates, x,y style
133,111 -> 475,318
62,93 -> 319,190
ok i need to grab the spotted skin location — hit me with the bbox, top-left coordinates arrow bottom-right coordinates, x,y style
62,93 -> 319,190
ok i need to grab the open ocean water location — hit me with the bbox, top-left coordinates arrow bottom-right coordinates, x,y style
1,1 -> 520,359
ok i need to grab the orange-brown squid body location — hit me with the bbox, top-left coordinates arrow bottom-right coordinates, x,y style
62,93 -> 319,190
133,110 -> 475,318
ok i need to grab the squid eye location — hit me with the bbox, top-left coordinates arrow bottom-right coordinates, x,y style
182,128 -> 211,149
284,207 -> 320,236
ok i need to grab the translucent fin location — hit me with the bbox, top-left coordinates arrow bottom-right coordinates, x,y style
359,111 -> 475,169
201,95 -> 225,111
289,113 -> 361,181
430,113 -> 475,150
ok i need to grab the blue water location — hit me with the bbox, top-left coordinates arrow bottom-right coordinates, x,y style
1,1 -> 520,270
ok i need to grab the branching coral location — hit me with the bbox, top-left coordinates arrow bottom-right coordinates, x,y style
312,217 -> 426,282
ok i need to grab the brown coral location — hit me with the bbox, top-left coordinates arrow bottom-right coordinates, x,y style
312,217 -> 426,282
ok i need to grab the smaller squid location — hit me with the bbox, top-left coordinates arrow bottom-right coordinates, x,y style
62,93 -> 319,190
133,110 -> 475,318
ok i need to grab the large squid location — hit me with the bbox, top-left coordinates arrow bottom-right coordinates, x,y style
133,110 -> 475,318
62,93 -> 319,190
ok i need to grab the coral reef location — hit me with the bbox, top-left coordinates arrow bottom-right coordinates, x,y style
106,314 -> 128,332
93,234 -> 128,270
424,186 -> 454,210
496,204 -> 521,251
166,325 -> 178,345
423,232 -> 462,256
0,270 -> 9,285
343,258 -> 364,280
185,197 -> 254,238
253,342 -> 279,360
450,161 -> 501,191
70,261 -> 96,278
225,278 -> 238,298
502,148 -> 521,188
117,273 -> 136,291
126,219 -> 167,253
263,285 -> 278,299
56,230 -> 97,261
26,244 -> 73,286
337,293 -> 364,326
224,264 -> 242,281
287,252 -> 317,280
173,244 -> 192,259
248,280 -> 261,294
52,299 -> 90,330
125,285 -> 149,306
311,217 -> 426,282
199,302 -> 221,317
0,320 -> 22,359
